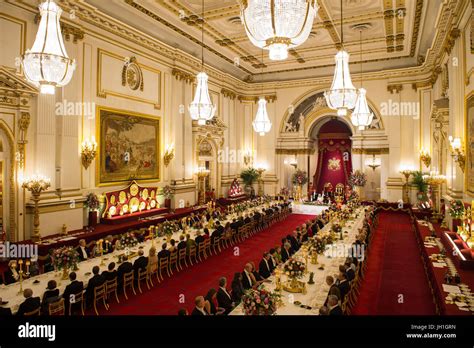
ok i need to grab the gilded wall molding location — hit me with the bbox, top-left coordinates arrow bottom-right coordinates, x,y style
237,94 -> 277,103
387,84 -> 403,94
275,148 -> 315,155
172,68 -> 195,84
221,88 -> 237,100
352,148 -> 390,155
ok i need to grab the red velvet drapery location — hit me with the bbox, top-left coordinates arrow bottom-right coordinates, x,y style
313,138 -> 352,192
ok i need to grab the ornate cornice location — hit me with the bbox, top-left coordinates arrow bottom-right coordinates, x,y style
387,84 -> 403,94
275,148 -> 314,155
171,68 -> 195,84
352,148 -> 390,155
237,94 -> 277,103
221,88 -> 237,100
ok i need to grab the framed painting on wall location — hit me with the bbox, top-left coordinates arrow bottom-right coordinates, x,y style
467,93 -> 474,195
96,106 -> 160,186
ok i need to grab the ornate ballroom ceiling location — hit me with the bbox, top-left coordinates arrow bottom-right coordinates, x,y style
82,0 -> 439,82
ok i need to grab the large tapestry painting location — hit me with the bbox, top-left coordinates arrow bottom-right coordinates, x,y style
467,95 -> 474,195
97,107 -> 160,186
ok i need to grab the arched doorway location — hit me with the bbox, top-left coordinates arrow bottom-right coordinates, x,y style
197,139 -> 218,201
0,125 -> 15,240
310,118 -> 353,194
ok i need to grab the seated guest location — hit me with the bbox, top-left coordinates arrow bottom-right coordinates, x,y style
178,308 -> 188,316
204,288 -> 225,315
0,297 -> 12,316
231,272 -> 245,303
16,289 -> 40,316
203,228 -> 210,240
86,266 -> 105,306
241,263 -> 256,289
327,295 -> 343,315
177,235 -> 187,251
191,296 -> 208,316
337,273 -> 350,300
4,260 -> 19,285
287,232 -> 300,252
281,242 -> 291,262
216,277 -> 234,314
319,305 -> 329,316
41,280 -> 60,314
103,235 -> 114,254
76,239 -> 90,261
344,262 -> 355,281
249,262 -> 264,283
259,252 -> 272,279
133,249 -> 148,279
268,248 -> 277,271
157,243 -> 171,263
63,272 -> 83,314
195,231 -> 205,252
272,246 -> 283,265
147,247 -> 158,275
102,262 -> 117,281
168,239 -> 177,253
185,233 -> 196,254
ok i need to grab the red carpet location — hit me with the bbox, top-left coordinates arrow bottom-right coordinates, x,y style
352,211 -> 436,315
104,214 -> 313,315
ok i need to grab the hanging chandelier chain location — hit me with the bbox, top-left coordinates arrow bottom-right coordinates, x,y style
360,30 -> 363,88
340,0 -> 344,47
201,0 -> 204,69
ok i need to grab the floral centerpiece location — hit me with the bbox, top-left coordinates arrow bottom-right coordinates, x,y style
291,169 -> 308,186
161,185 -> 174,199
331,223 -> 342,233
53,246 -> 80,279
85,193 -> 100,211
309,237 -> 327,255
120,232 -> 138,248
242,288 -> 280,315
283,258 -> 306,279
449,200 -> 465,219
348,170 -> 367,187
162,221 -> 176,240
280,187 -> 289,197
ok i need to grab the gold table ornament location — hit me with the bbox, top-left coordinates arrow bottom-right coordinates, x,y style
21,174 -> 51,242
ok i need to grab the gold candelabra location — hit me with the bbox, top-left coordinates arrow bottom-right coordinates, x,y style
419,148 -> 431,168
14,260 -> 30,295
399,169 -> 413,204
196,167 -> 210,205
448,136 -> 466,172
22,174 -> 51,242
256,167 -> 266,196
163,143 -> 175,167
424,172 -> 446,221
81,137 -> 97,170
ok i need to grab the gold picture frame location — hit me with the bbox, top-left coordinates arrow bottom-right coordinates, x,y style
96,106 -> 161,186
466,92 -> 474,196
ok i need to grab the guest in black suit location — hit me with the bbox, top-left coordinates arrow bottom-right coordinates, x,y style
62,272 -> 83,315
337,273 -> 350,300
281,243 -> 291,262
117,257 -> 133,291
76,239 -> 90,261
86,266 -> 105,306
0,298 -> 12,316
103,235 -> 114,254
268,248 -> 277,271
41,280 -> 60,314
241,263 -> 255,289
195,232 -> 205,254
102,262 -> 117,282
216,277 -> 234,314
157,243 -> 171,264
16,289 -> 40,315
258,252 -> 272,279
191,296 -> 207,315
231,272 -> 245,303
177,235 -> 187,251
133,249 -> 148,279
328,295 -> 343,315
4,260 -> 19,285
205,288 -> 224,315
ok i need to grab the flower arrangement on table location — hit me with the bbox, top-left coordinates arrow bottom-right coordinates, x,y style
322,234 -> 335,246
283,258 -> 306,279
280,187 -> 290,196
161,185 -> 174,199
53,246 -> 80,271
331,223 -> 342,234
120,232 -> 138,248
348,170 -> 367,187
291,169 -> 308,186
85,193 -> 100,211
449,200 -> 465,219
241,288 -> 280,315
309,237 -> 327,255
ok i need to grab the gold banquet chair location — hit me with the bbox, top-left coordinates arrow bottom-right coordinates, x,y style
69,290 -> 85,316
177,247 -> 188,270
158,257 -> 171,281
197,241 -> 207,261
48,298 -> 65,316
204,238 -> 213,257
105,278 -> 120,304
24,307 -> 41,316
188,244 -> 198,265
93,283 -> 109,315
137,269 -> 151,294
169,251 -> 178,275
212,235 -> 222,254
122,270 -> 136,300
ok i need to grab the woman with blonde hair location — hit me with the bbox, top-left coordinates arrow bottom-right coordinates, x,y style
147,246 -> 158,275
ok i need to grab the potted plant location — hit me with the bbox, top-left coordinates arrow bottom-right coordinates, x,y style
449,199 -> 465,232
240,168 -> 260,197
411,171 -> 428,202
162,185 -> 174,209
85,193 -> 100,227
291,169 -> 308,200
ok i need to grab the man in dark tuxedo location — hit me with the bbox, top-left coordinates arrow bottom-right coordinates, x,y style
191,296 -> 207,315
194,232 -> 205,254
62,272 -> 84,315
243,214 -> 251,224
177,235 -> 187,251
287,233 -> 300,253
16,289 -> 40,315
213,221 -> 225,238
4,260 -> 19,285
281,242 -> 291,262
241,263 -> 254,289
258,252 -> 272,279
268,248 -> 276,272
157,243 -> 171,263
0,297 -> 12,316
133,249 -> 148,279
86,266 -> 105,306
216,277 -> 234,314
117,257 -> 133,291
337,273 -> 350,300
328,295 -> 343,315
76,239 -> 90,261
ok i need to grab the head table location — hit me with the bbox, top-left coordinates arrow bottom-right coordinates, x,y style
0,201 -> 280,314
230,207 -> 365,315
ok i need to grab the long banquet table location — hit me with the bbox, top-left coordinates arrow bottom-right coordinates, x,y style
0,202 -> 281,314
230,208 -> 365,315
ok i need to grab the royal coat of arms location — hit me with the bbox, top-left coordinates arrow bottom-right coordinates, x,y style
328,158 -> 341,171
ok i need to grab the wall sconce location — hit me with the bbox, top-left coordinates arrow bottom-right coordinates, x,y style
448,136 -> 466,172
81,137 -> 97,170
365,154 -> 381,171
164,143 -> 175,167
243,149 -> 253,166
419,148 -> 431,168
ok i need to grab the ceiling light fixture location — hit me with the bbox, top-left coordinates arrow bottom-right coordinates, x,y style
239,0 -> 318,61
324,0 -> 357,116
253,49 -> 272,136
189,0 -> 216,125
22,0 -> 76,95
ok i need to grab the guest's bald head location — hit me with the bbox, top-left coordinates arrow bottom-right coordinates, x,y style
23,288 -> 33,299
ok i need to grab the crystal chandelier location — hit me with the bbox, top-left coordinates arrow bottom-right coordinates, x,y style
239,0 -> 318,61
351,29 -> 373,130
22,0 -> 76,95
189,0 -> 216,125
253,97 -> 272,136
324,0 -> 357,116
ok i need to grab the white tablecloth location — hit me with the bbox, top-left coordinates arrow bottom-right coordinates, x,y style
230,208 -> 365,315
